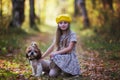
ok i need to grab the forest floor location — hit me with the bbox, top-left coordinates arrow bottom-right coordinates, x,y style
0,25 -> 120,80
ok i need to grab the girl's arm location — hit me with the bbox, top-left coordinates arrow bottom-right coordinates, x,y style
50,41 -> 76,57
42,41 -> 55,59
57,41 -> 75,54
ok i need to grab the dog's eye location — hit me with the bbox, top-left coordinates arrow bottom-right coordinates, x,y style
28,50 -> 31,53
35,51 -> 37,53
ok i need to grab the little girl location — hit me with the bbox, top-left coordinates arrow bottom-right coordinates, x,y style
42,14 -> 81,77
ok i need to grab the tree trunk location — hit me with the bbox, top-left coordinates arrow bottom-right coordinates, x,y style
91,0 -> 96,9
9,0 -> 25,27
0,0 -> 2,28
0,0 -> 2,16
74,0 -> 79,16
29,0 -> 35,27
116,0 -> 120,13
102,0 -> 114,12
78,0 -> 90,27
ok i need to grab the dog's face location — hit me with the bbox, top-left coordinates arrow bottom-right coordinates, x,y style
26,42 -> 41,60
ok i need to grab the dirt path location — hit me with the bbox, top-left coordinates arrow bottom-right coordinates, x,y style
24,32 -> 53,45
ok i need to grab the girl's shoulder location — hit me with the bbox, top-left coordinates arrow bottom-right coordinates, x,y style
69,31 -> 77,41
70,31 -> 76,36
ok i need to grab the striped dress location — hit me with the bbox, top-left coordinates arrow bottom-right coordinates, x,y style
51,31 -> 81,75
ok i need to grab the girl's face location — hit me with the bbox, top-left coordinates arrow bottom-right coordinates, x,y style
58,21 -> 69,31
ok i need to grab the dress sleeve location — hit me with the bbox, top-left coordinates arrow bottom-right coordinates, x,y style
70,32 -> 77,42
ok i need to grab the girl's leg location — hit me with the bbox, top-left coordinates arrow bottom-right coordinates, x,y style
49,61 -> 61,77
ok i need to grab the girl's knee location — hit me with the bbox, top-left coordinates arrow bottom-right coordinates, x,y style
49,61 -> 61,77
49,69 -> 58,77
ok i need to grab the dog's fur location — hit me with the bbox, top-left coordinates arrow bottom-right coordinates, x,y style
26,42 -> 50,77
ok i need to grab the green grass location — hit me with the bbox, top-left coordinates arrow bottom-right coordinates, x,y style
0,69 -> 18,80
0,28 -> 27,54
77,28 -> 120,59
83,36 -> 120,52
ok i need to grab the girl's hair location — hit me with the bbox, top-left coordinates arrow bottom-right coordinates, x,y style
55,24 -> 70,50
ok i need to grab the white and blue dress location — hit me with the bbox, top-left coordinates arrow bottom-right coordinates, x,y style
51,31 -> 81,75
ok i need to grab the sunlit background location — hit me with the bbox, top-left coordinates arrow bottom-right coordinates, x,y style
1,0 -> 120,30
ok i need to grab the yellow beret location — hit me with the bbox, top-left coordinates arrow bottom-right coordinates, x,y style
56,14 -> 72,24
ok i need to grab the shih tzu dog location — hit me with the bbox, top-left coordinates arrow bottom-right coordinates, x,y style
26,42 -> 50,77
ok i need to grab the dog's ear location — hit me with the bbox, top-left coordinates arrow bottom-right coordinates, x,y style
25,46 -> 29,58
36,49 -> 42,60
34,44 -> 39,49
26,54 -> 28,58
26,46 -> 31,53
38,49 -> 42,58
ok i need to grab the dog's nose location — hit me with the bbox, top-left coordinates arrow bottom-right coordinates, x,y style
31,52 -> 34,55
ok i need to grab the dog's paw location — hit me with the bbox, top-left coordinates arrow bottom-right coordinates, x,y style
35,74 -> 40,77
31,73 -> 35,76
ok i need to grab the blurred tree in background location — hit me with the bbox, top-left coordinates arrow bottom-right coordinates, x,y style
29,0 -> 39,28
74,0 -> 90,27
0,0 -> 11,31
0,0 -> 120,40
9,0 -> 25,28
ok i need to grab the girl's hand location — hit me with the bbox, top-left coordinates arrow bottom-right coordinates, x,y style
41,53 -> 45,59
50,52 -> 58,58
41,56 -> 44,59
